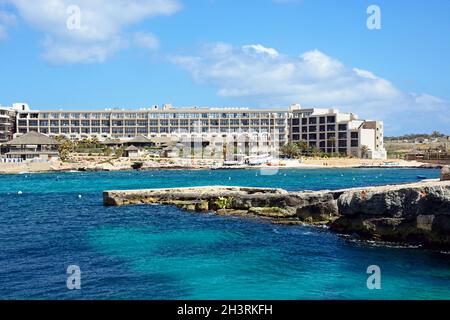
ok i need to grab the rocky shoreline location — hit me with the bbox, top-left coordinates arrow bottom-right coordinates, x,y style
104,169 -> 450,249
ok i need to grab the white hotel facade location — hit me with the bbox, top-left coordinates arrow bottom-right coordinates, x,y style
1,103 -> 387,159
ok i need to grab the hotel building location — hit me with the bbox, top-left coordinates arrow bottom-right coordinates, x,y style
2,103 -> 387,159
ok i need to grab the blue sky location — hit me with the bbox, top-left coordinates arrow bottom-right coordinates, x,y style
0,0 -> 449,135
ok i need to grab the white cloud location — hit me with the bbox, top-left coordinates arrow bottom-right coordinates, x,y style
133,32 -> 160,51
5,0 -> 180,63
0,9 -> 17,40
171,43 -> 450,134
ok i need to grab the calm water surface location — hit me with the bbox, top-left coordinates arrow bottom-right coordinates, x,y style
0,168 -> 449,299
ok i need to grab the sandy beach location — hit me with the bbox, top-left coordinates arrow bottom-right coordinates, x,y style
0,156 -> 436,175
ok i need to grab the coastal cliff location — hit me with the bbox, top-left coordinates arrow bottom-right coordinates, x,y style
103,179 -> 450,248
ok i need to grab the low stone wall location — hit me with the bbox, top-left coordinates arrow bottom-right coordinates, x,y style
103,180 -> 450,248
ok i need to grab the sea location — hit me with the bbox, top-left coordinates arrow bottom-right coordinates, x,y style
0,168 -> 449,299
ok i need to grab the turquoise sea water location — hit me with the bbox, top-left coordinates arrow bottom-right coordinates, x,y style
0,168 -> 449,299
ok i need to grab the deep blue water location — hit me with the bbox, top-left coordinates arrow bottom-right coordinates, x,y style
0,168 -> 449,300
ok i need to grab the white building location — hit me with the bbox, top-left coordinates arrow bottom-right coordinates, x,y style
6,102 -> 387,159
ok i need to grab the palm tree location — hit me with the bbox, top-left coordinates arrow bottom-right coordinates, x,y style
280,143 -> 300,158
327,137 -> 336,156
360,145 -> 370,159
295,140 -> 308,154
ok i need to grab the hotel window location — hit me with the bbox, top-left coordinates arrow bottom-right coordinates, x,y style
351,132 -> 359,139
102,128 -> 110,133
29,120 -> 38,126
112,120 -> 123,126
309,118 -> 317,125
351,140 -> 359,147
137,128 -> 148,134
170,120 -> 178,126
50,113 -> 60,119
18,120 -> 27,127
338,124 -> 347,131
41,113 -> 49,119
101,113 -> 110,119
319,117 -> 326,124
112,128 -> 123,134
61,128 -> 69,134
338,140 -> 347,147
102,120 -> 110,126
150,127 -> 158,133
125,113 -> 137,119
319,133 -> 326,140
292,119 -> 299,126
327,133 -> 336,139
92,120 -> 100,126
125,120 -> 136,126
92,114 -> 101,119
301,118 -> 307,125
92,128 -> 100,133
309,133 -> 317,140
251,120 -> 259,125
220,120 -> 229,126
71,128 -> 80,133
319,125 -> 326,132
137,113 -> 148,119
292,127 -> 300,133
39,120 -> 49,126
309,126 -> 317,132
302,126 -> 308,133
81,128 -> 90,134
30,113 -> 39,119
210,120 -> 219,126
50,128 -> 59,134
292,134 -> 300,141
82,113 -> 90,119
19,114 -> 28,119
201,113 -> 208,118
71,113 -> 80,119
160,120 -> 169,126
327,125 -> 336,131
40,128 -> 48,134
261,120 -> 269,126
125,128 -> 135,134
150,120 -> 158,126
81,120 -> 90,127
302,134 -> 308,140
230,120 -> 239,125
319,141 -> 326,148
241,120 -> 249,126
327,116 -> 336,123
338,132 -> 347,139
180,120 -> 188,126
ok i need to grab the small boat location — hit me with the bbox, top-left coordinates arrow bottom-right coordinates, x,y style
417,175 -> 427,180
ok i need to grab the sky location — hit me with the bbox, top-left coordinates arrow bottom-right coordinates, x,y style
0,0 -> 449,135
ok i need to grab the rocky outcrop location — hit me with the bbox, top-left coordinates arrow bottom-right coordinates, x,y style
330,180 -> 450,247
441,166 -> 450,181
103,186 -> 340,225
103,180 -> 450,248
